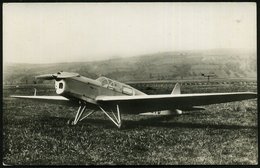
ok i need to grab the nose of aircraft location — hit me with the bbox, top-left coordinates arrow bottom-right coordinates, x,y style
55,79 -> 66,94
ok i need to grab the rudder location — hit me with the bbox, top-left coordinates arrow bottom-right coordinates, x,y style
171,83 -> 181,94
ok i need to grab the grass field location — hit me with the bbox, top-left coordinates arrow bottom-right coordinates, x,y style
3,82 -> 258,165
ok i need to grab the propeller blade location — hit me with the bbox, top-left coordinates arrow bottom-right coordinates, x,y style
35,72 -> 79,80
35,74 -> 56,80
55,72 -> 79,78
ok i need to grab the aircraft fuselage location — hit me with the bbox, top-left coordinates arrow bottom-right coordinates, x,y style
54,75 -> 145,106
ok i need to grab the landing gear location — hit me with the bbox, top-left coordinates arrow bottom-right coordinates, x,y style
67,102 -> 95,126
66,119 -> 74,125
68,102 -> 123,128
99,104 -> 122,128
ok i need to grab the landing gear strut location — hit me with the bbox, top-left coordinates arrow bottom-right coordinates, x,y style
67,102 -> 95,125
68,102 -> 122,128
99,104 -> 122,128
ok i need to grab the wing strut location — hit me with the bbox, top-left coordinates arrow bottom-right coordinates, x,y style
67,102 -> 96,125
99,105 -> 122,128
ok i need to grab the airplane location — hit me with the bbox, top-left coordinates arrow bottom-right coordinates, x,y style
11,71 -> 257,128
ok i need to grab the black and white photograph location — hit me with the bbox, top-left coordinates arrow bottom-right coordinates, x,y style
3,2 -> 257,165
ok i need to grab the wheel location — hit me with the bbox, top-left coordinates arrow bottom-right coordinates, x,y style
67,119 -> 75,125
118,121 -> 126,129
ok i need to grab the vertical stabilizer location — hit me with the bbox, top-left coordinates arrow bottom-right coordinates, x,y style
171,83 -> 181,94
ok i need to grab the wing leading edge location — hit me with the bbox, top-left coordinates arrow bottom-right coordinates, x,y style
10,95 -> 77,106
96,92 -> 257,114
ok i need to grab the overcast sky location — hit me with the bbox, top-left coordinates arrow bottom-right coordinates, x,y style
3,3 -> 256,64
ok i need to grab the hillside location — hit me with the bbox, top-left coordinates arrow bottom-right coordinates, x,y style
3,49 -> 256,84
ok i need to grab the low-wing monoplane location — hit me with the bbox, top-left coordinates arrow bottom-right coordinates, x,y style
11,71 -> 257,128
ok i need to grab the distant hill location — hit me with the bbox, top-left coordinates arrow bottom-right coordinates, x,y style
3,49 -> 256,84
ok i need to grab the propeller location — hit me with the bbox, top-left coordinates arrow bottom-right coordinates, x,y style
35,74 -> 55,80
35,71 -> 80,80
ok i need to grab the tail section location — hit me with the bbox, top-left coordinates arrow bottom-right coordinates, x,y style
139,83 -> 206,116
171,83 -> 181,94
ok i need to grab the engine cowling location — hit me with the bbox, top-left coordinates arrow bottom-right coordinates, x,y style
55,80 -> 66,94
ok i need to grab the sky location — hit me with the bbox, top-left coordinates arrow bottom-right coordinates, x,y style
3,3 -> 256,64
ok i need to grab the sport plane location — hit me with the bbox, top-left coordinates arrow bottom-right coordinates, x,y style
11,71 -> 257,128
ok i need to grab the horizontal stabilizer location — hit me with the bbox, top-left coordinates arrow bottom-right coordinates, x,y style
139,111 -> 172,116
185,106 -> 206,111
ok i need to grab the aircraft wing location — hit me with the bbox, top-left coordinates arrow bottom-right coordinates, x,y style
96,92 -> 257,114
10,95 -> 77,106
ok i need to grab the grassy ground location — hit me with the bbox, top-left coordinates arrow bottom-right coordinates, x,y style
3,82 -> 258,165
